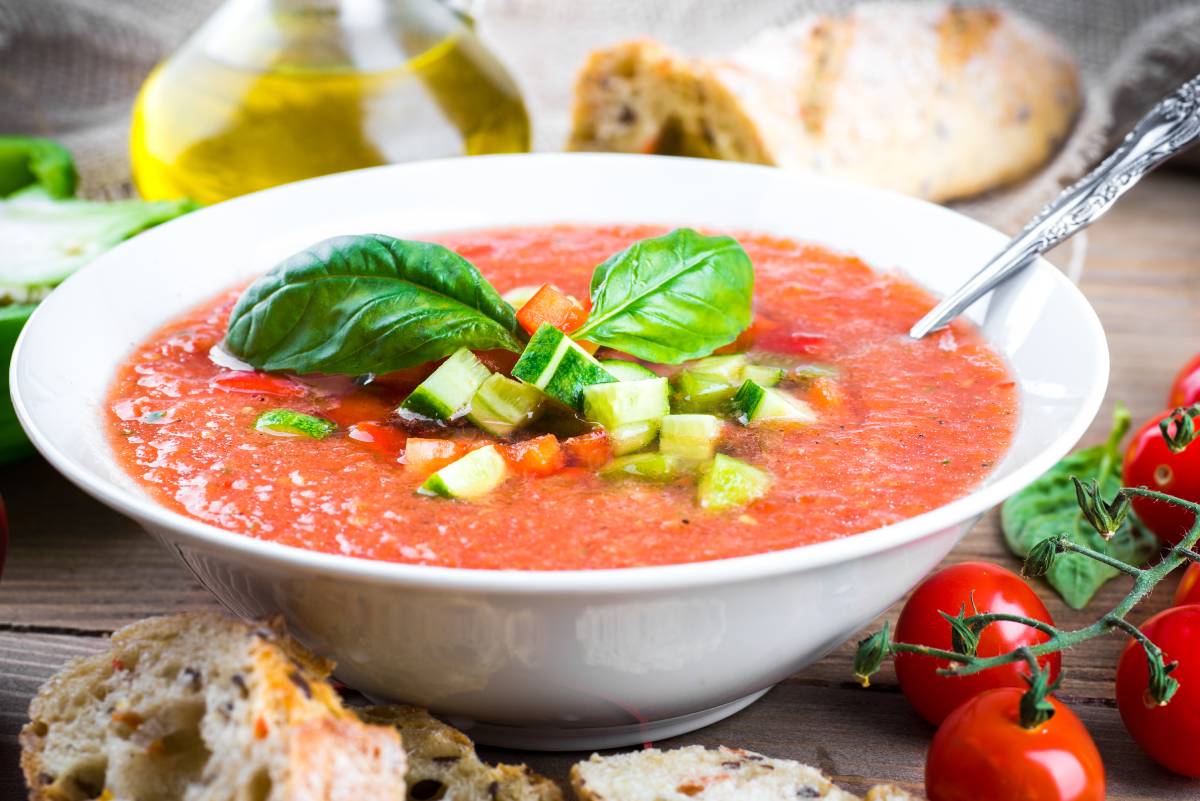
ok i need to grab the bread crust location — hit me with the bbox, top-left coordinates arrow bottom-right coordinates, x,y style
21,613 -> 406,801
568,3 -> 1080,203
359,705 -> 562,801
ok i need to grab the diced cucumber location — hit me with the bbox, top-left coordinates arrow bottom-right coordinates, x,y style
511,324 -> 615,411
698,454 -> 771,511
671,371 -> 737,414
685,354 -> 748,383
467,373 -> 544,437
418,444 -> 508,499
742,364 -> 785,387
601,452 -> 694,482
582,378 -> 669,455
789,363 -> 838,383
254,409 -> 336,439
731,380 -> 817,426
582,377 -> 670,430
600,359 -> 657,382
608,419 -> 660,456
501,284 -> 542,310
660,414 -> 723,460
400,348 -> 491,422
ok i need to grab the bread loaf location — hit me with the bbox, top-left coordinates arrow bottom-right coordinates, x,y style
20,613 -> 407,801
568,3 -> 1080,203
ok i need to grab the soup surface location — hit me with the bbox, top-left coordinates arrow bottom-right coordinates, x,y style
107,224 -> 1017,570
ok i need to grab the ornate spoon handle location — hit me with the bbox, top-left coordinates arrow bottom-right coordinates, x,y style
910,74 -> 1200,339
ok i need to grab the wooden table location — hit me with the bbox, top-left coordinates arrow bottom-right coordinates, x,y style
3,172 -> 1199,800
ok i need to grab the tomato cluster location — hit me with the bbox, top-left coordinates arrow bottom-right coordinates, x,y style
894,355 -> 1200,798
894,562 -> 1104,801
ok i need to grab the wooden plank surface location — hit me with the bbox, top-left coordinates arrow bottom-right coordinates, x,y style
2,171 -> 1199,799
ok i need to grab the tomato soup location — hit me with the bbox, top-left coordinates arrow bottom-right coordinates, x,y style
107,225 -> 1017,570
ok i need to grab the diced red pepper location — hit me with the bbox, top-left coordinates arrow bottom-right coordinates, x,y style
501,435 -> 566,476
516,284 -> 588,335
403,438 -> 482,477
347,421 -> 407,458
210,371 -> 306,398
562,430 -> 612,469
325,394 -> 395,427
807,377 -> 844,410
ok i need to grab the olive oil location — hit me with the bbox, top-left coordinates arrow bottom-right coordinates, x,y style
130,0 -> 529,205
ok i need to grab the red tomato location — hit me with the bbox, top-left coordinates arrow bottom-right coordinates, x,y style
1168,354 -> 1200,408
926,687 -> 1105,801
1122,412 -> 1200,546
1116,605 -> 1200,776
1175,563 -> 1200,607
210,370 -> 305,398
894,561 -> 1061,725
347,421 -> 407,459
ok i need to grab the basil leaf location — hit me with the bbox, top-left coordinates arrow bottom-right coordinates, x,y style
572,228 -> 753,363
1001,403 -> 1159,609
224,234 -> 523,375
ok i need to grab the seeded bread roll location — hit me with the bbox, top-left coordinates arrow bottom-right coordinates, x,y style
568,3 -> 1080,203
20,613 -> 407,801
358,705 -> 562,801
570,745 -> 919,801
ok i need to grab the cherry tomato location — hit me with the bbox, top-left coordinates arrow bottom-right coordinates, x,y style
1175,562 -> 1200,607
1116,605 -> 1200,777
1122,412 -> 1200,546
894,561 -> 1061,725
1168,354 -> 1200,408
926,687 -> 1105,801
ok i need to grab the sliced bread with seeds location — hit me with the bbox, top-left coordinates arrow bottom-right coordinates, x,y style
358,705 -> 562,801
570,745 -> 918,801
20,612 -> 406,801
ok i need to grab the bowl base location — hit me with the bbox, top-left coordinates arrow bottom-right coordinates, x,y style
441,687 -> 772,751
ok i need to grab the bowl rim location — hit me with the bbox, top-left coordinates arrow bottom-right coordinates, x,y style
10,153 -> 1109,595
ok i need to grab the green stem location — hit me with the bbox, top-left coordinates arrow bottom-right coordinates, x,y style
1121,486 -> 1200,515
936,516 -> 1200,677
1174,547 -> 1200,565
888,642 -> 972,664
963,612 -> 1061,640
1056,537 -> 1145,578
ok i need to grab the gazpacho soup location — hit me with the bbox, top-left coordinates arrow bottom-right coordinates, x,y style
107,224 -> 1017,570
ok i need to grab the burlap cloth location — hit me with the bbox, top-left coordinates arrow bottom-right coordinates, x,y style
2,0 -> 1199,238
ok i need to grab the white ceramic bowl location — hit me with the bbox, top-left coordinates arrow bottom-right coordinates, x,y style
12,155 -> 1107,750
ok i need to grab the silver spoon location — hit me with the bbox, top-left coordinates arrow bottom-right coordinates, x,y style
910,74 -> 1200,339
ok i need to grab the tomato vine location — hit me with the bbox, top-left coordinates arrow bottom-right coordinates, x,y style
854,403 -> 1200,728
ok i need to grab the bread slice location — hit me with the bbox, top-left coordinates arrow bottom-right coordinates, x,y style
21,613 -> 406,801
568,3 -> 1080,203
358,705 -> 562,801
570,745 -> 918,801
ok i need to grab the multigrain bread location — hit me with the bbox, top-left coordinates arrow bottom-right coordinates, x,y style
20,613 -> 407,801
570,746 -> 920,801
358,705 -> 562,801
568,3 -> 1080,203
